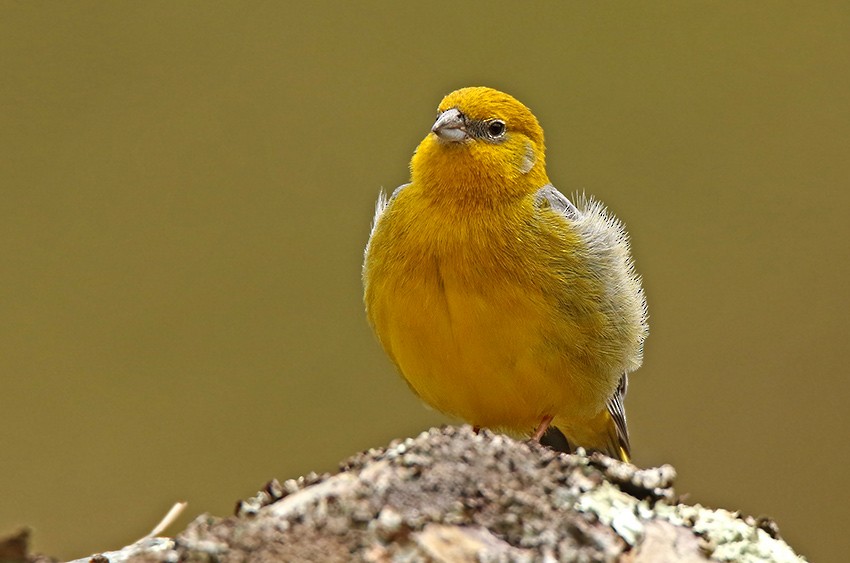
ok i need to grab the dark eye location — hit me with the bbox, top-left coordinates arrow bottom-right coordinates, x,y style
486,120 -> 506,138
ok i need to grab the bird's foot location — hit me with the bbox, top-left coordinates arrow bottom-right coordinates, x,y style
530,415 -> 554,442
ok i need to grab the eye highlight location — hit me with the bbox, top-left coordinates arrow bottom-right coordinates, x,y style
486,119 -> 506,139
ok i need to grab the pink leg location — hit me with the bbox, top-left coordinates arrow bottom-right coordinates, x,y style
531,415 -> 554,442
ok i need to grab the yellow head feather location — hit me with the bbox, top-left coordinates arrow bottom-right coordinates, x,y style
411,87 -> 549,200
438,87 -> 545,148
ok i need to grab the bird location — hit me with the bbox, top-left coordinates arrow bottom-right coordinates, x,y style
362,87 -> 647,461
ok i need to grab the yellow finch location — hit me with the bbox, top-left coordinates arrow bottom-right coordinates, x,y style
363,87 -> 647,461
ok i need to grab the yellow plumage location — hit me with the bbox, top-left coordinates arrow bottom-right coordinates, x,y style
363,87 -> 647,461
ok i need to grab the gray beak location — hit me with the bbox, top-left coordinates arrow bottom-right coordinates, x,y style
432,108 -> 468,142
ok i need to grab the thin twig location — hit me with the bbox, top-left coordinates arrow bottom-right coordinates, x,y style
145,501 -> 188,539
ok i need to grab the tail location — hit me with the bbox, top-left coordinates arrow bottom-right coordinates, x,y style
549,374 -> 631,462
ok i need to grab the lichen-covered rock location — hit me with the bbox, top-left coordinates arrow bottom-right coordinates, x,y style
59,426 -> 803,562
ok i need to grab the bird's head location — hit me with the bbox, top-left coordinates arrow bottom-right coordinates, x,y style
410,87 -> 549,199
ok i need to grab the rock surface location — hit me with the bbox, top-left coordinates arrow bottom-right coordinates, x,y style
10,426 -> 805,562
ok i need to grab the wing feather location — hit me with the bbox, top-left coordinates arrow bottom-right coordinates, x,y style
606,374 -> 631,458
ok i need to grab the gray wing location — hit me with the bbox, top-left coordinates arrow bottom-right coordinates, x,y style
535,182 -> 637,459
534,183 -> 580,220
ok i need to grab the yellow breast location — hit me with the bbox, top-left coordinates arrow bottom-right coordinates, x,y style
364,187 -> 611,433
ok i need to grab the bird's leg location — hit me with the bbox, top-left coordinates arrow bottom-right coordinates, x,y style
531,415 -> 554,442
472,426 -> 481,434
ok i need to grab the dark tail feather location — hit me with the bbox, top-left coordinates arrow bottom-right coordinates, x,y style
606,373 -> 631,461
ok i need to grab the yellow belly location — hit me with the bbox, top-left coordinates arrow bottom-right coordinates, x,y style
368,258 -> 605,433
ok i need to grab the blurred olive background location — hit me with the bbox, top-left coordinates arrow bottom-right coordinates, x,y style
1,2 -> 847,561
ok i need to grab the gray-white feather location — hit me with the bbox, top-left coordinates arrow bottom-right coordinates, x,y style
368,183 -> 408,240
534,184 -> 648,374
